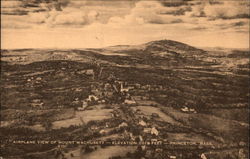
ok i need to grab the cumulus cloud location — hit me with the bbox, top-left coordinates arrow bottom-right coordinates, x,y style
2,0 -> 100,28
35,0 -> 98,27
1,0 -> 249,43
109,1 -> 184,25
190,0 -> 249,19
105,0 -> 249,34
46,9 -> 99,26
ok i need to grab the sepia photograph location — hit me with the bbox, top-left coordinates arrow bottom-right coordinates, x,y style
0,0 -> 249,159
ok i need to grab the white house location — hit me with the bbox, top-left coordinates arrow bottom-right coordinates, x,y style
151,127 -> 159,136
119,122 -> 128,128
124,99 -> 136,105
200,153 -> 207,159
181,106 -> 189,112
87,95 -> 99,102
181,106 -> 196,113
139,120 -> 147,126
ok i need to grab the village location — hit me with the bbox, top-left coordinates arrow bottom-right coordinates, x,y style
40,68 -> 219,159
14,67 -> 224,159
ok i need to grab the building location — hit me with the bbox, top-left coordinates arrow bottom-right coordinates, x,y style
77,69 -> 94,75
139,135 -> 143,141
118,122 -> 128,128
143,128 -> 151,133
90,125 -> 98,130
99,129 -> 108,135
87,95 -> 99,102
124,99 -> 136,105
200,153 -> 207,159
181,106 -> 197,113
151,127 -> 159,136
120,82 -> 134,92
139,120 -> 147,126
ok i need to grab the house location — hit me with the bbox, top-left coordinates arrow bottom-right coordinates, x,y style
139,120 -> 147,126
151,127 -> 159,136
85,69 -> 94,75
77,69 -> 94,75
77,107 -> 85,111
36,77 -> 42,81
90,125 -> 98,130
31,99 -> 43,107
200,153 -> 207,159
120,83 -> 134,92
181,106 -> 189,112
189,108 -> 197,113
181,106 -> 197,113
129,133 -> 135,140
119,122 -> 128,128
105,123 -> 109,128
121,88 -> 130,92
124,99 -> 136,105
99,129 -> 108,135
143,128 -> 151,133
139,135 -> 143,141
87,95 -> 99,102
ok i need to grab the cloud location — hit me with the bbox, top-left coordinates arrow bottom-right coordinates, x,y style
47,9 -> 99,26
108,1 -> 185,25
1,1 -> 28,15
1,1 -> 23,8
190,0 -> 250,19
6,1 -> 99,28
107,0 -> 249,33
158,6 -> 192,15
1,0 -> 249,49
160,0 -> 191,7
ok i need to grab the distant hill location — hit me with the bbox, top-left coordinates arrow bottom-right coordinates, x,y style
103,40 -> 206,57
143,40 -> 206,55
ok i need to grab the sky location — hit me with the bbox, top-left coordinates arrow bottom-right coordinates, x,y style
1,0 -> 249,49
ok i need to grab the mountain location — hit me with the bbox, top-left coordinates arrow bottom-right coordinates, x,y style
143,40 -> 206,54
104,39 -> 206,56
